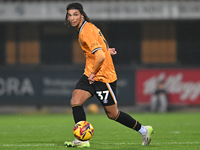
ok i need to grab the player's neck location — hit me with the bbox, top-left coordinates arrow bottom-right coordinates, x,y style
76,18 -> 85,31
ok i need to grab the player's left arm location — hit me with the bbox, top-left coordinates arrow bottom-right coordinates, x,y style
109,48 -> 117,56
88,50 -> 105,84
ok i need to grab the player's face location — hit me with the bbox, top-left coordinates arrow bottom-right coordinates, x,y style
67,9 -> 83,28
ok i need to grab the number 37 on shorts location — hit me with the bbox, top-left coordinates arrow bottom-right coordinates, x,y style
95,89 -> 117,106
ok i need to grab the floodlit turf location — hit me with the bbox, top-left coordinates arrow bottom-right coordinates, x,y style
0,112 -> 200,150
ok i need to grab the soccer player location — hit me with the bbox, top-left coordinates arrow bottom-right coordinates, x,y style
64,2 -> 153,148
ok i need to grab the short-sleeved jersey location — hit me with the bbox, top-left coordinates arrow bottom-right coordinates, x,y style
78,21 -> 117,83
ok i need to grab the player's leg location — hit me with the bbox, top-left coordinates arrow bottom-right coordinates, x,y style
104,103 -> 153,145
65,89 -> 92,148
95,81 -> 143,131
94,81 -> 153,145
70,75 -> 95,123
71,89 -> 92,123
104,103 -> 142,130
65,75 -> 95,148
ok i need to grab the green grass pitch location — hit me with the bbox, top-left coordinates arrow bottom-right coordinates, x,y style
0,112 -> 200,150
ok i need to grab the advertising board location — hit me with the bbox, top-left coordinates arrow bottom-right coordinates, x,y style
136,69 -> 200,105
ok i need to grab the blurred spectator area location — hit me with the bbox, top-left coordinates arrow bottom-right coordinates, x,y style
0,0 -> 200,67
1,21 -> 200,66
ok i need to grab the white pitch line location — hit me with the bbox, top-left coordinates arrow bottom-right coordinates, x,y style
101,142 -> 200,145
170,131 -> 180,133
157,142 -> 200,145
3,142 -> 200,147
3,144 -> 56,147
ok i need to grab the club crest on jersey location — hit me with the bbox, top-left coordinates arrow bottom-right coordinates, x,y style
91,42 -> 98,48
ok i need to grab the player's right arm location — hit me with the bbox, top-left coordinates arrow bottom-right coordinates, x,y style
88,50 -> 105,84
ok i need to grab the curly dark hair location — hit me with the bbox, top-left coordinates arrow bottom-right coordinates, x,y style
65,2 -> 91,26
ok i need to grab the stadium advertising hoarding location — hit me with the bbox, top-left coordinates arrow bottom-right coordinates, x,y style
136,69 -> 200,105
0,69 -> 83,105
0,71 -> 39,105
0,68 -> 135,105
0,1 -> 200,21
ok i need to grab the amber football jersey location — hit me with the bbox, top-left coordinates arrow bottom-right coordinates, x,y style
78,21 -> 117,83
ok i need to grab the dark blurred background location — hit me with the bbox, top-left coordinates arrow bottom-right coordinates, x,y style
0,0 -> 200,112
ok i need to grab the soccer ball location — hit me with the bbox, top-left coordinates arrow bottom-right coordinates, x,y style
73,121 -> 94,141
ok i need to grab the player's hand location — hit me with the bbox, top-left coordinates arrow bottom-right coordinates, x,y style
109,48 -> 117,56
88,72 -> 96,84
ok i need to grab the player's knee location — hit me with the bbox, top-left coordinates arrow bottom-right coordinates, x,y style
70,98 -> 81,106
106,112 -> 118,120
107,114 -> 115,120
70,93 -> 82,106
